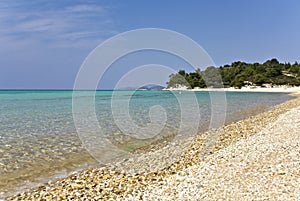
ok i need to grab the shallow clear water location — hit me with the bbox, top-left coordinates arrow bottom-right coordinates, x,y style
0,90 -> 294,196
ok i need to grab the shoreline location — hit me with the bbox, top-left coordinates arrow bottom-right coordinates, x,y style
0,91 -> 292,199
6,95 -> 300,200
165,86 -> 300,93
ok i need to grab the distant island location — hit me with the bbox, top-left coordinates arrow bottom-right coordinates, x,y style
137,84 -> 165,91
116,84 -> 164,91
166,58 -> 300,89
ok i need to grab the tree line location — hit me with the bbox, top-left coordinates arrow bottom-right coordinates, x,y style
166,58 -> 300,89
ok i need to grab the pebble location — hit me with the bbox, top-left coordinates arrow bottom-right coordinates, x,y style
5,96 -> 300,200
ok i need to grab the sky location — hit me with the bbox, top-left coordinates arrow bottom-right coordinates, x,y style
0,0 -> 300,89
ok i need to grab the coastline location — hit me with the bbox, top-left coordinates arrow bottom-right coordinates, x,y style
165,86 -> 300,93
6,94 -> 300,200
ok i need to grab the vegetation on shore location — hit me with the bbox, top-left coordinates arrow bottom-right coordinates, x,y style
167,59 -> 300,89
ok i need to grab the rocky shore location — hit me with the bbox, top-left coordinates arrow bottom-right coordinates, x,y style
6,95 -> 300,200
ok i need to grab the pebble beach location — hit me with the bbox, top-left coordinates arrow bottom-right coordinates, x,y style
5,94 -> 300,200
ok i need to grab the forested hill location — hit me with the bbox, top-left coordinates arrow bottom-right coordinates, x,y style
166,58 -> 300,89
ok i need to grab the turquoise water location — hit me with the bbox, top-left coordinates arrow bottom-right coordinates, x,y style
0,90 -> 294,196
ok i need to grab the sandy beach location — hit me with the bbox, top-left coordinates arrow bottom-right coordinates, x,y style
2,0 -> 300,200
166,86 -> 300,93
5,95 -> 300,200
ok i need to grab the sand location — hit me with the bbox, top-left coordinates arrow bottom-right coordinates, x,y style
5,95 -> 300,200
131,102 -> 300,200
166,86 -> 300,93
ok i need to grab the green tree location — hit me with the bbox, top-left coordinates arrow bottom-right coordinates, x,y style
202,66 -> 223,88
254,74 -> 268,86
166,59 -> 300,89
166,73 -> 190,88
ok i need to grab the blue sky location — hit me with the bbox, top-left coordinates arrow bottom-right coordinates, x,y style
0,0 -> 300,89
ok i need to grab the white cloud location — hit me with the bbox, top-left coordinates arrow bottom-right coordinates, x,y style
65,5 -> 104,13
60,30 -> 118,40
0,1 -> 116,48
17,19 -> 55,32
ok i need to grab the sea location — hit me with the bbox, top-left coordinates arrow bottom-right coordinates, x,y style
0,90 -> 294,197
